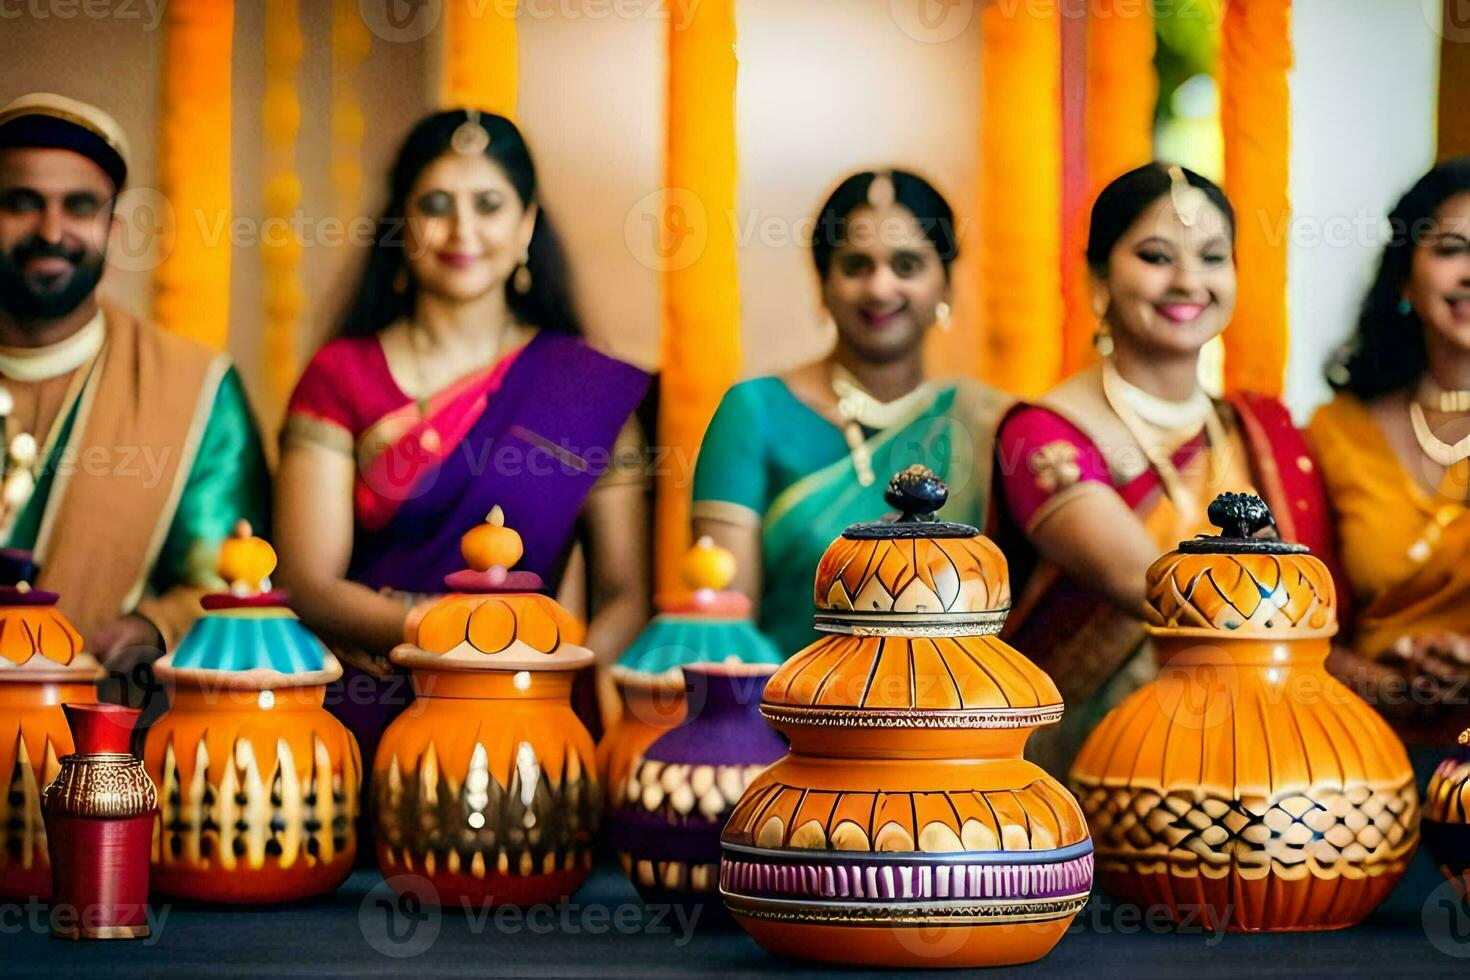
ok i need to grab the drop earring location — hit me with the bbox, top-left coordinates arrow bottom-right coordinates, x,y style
1094,322 -> 1115,358
1397,297 -> 1413,317
512,253 -> 532,295
935,302 -> 952,332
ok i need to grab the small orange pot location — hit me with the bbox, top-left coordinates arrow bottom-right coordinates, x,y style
597,578 -> 781,809
0,583 -> 101,900
1071,494 -> 1419,932
375,587 -> 600,908
144,672 -> 360,903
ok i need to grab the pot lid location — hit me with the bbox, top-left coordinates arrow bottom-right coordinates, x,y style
0,548 -> 100,680
1144,493 -> 1337,639
613,537 -> 782,684
156,523 -> 341,688
812,465 -> 1011,635
393,507 -> 594,672
763,467 -> 1062,728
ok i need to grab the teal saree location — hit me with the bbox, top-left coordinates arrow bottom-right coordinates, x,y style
692,376 -> 1010,656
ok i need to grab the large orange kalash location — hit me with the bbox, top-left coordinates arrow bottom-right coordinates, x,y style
0,550 -> 102,900
720,467 -> 1092,969
1071,493 -> 1420,932
375,507 -> 599,906
144,523 -> 361,902
1424,727 -> 1470,897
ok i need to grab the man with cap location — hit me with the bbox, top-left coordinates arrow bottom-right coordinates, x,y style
0,92 -> 269,688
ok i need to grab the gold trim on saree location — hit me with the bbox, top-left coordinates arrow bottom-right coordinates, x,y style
280,412 -> 354,455
691,498 -> 762,528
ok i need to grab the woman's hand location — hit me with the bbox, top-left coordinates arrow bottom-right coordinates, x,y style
1381,632 -> 1470,710
579,478 -> 652,671
274,440 -> 415,659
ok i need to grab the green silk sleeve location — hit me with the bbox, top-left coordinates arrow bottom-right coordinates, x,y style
692,380 -> 770,514
148,366 -> 271,594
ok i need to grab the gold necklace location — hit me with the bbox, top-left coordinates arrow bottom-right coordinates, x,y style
830,365 -> 934,487
1101,359 -> 1227,523
1409,401 -> 1470,466
406,317 -> 523,453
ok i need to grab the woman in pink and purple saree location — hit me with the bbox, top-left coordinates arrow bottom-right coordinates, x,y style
274,110 -> 651,768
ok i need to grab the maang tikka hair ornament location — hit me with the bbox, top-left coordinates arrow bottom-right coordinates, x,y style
866,171 -> 896,209
451,108 -> 490,156
1167,164 -> 1204,229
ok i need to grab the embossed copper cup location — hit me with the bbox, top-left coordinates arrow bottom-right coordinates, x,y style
43,704 -> 156,940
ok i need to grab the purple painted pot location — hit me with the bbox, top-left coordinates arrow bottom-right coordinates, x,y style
608,664 -> 785,900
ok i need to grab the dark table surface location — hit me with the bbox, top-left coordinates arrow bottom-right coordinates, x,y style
5,848 -> 1469,978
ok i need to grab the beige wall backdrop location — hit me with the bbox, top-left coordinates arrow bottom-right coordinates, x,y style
1,1 -> 985,434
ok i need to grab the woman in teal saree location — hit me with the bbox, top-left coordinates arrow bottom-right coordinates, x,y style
691,171 -> 1010,656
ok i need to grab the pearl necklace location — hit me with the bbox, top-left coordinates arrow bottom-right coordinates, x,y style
1101,359 -> 1227,523
1417,378 -> 1470,414
1101,359 -> 1213,439
830,365 -> 935,487
1409,401 -> 1470,466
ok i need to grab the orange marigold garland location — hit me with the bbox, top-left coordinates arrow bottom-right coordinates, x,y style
443,0 -> 519,118
155,0 -> 234,350
653,0 -> 741,596
262,0 -> 304,417
1063,1 -> 1157,374
1219,0 -> 1291,395
978,1 -> 1063,396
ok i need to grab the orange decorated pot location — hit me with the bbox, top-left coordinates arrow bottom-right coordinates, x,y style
144,528 -> 360,903
374,512 -> 600,907
0,559 -> 102,901
719,467 -> 1091,968
145,611 -> 360,903
1071,493 -> 1419,932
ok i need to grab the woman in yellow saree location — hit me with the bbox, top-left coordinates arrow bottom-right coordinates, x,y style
1308,158 -> 1470,747
691,171 -> 1011,656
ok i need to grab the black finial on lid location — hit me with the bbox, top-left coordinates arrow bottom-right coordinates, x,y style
884,464 -> 949,521
1179,493 -> 1308,554
0,549 -> 36,588
845,465 -> 977,540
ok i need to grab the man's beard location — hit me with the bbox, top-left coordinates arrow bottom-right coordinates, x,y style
0,236 -> 106,322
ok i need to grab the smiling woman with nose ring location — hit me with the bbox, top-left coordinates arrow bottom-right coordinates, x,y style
690,169 -> 1012,657
991,162 -> 1344,774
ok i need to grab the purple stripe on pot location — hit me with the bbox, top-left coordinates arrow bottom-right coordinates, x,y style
719,853 -> 1094,903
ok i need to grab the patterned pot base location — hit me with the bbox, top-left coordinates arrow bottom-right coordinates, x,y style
378,848 -> 593,907
718,842 -> 1091,966
1076,779 -> 1417,931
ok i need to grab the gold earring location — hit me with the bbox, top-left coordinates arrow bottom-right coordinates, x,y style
393,266 -> 408,296
512,254 -> 532,295
1093,322 -> 1115,358
935,301 -> 952,332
